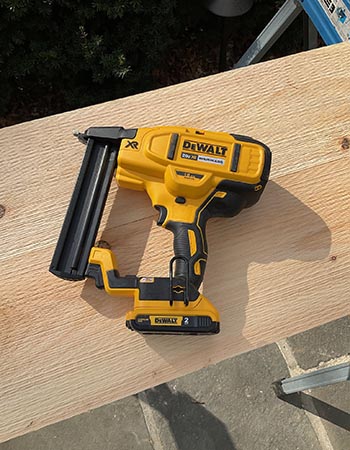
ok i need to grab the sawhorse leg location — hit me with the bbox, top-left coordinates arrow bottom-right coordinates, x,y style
235,0 -> 303,68
274,363 -> 350,396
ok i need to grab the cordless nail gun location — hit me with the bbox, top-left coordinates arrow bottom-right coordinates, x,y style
50,126 -> 271,335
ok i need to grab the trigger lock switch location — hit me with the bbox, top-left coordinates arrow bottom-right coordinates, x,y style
155,205 -> 167,225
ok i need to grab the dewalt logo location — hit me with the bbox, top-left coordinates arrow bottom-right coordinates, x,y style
183,140 -> 228,157
150,316 -> 181,326
155,317 -> 178,324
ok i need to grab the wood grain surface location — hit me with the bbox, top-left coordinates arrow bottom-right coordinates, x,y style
1,43 -> 350,442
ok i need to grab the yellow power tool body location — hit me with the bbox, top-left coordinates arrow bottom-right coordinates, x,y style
50,126 -> 271,334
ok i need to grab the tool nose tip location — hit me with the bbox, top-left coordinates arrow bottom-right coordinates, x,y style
73,130 -> 88,144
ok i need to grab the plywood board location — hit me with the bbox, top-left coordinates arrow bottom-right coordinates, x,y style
1,43 -> 349,442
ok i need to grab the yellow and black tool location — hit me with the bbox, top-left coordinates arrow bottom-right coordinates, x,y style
50,126 -> 271,334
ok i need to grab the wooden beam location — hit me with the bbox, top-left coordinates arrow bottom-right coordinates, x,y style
1,43 -> 349,442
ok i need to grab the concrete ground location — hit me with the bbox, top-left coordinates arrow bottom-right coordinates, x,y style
1,317 -> 349,450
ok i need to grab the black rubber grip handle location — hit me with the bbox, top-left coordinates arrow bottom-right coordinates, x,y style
164,189 -> 255,290
165,216 -> 208,291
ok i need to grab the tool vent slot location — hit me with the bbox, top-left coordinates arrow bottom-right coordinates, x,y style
167,133 -> 179,160
231,143 -> 241,172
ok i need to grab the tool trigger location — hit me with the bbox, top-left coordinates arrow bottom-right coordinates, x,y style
154,205 -> 167,226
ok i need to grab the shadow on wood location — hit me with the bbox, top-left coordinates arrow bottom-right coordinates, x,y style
82,180 -> 332,346
123,180 -> 330,359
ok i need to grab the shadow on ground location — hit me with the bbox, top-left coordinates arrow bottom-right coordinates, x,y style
142,384 -> 236,450
280,392 -> 350,432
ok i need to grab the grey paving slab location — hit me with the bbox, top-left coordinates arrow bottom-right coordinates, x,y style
142,344 -> 321,450
286,316 -> 350,450
287,316 -> 349,369
0,396 -> 153,450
